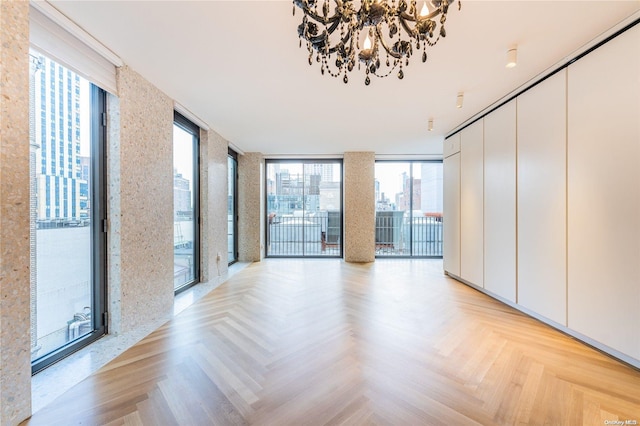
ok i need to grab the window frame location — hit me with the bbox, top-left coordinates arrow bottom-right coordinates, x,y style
228,148 -> 239,265
374,159 -> 443,259
31,83 -> 108,375
173,111 -> 200,294
264,159 -> 344,259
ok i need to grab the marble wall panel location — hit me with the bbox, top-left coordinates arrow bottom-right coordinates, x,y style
344,152 -> 375,263
238,152 -> 263,262
0,2 -> 32,424
201,128 -> 229,282
109,66 -> 174,334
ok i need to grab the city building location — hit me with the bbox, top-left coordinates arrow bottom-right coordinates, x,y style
173,170 -> 191,217
32,54 -> 85,227
395,171 -> 421,213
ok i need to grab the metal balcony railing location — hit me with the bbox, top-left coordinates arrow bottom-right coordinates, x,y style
264,212 -> 442,257
376,212 -> 443,257
267,214 -> 341,256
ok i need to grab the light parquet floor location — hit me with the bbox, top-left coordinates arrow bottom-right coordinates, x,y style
25,259 -> 640,425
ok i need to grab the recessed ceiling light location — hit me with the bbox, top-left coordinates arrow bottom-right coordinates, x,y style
506,46 -> 518,68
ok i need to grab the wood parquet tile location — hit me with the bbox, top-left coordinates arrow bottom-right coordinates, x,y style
24,259 -> 640,425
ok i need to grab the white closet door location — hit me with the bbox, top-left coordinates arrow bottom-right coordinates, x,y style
517,70 -> 567,325
460,120 -> 484,287
484,100 -> 517,302
567,25 -> 640,360
444,150 -> 461,276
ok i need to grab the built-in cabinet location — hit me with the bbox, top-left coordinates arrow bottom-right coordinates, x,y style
460,121 -> 484,287
483,100 -> 516,303
443,24 -> 640,366
567,24 -> 640,360
517,70 -> 567,326
443,134 -> 460,277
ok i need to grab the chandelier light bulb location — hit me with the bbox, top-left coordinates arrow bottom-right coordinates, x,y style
456,92 -> 464,109
363,34 -> 373,50
420,2 -> 429,17
506,46 -> 518,68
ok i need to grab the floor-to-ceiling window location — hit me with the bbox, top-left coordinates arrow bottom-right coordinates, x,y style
29,51 -> 107,373
375,161 -> 443,257
266,160 -> 343,257
173,113 -> 199,292
228,149 -> 238,264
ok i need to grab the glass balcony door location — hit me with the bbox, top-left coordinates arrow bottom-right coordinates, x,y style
266,160 -> 342,257
375,161 -> 443,257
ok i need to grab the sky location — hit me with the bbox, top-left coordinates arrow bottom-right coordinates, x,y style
173,125 -> 195,188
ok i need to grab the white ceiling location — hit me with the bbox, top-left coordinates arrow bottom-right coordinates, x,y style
50,0 -> 640,156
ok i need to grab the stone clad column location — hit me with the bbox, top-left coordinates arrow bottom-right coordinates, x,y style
238,152 -> 263,262
108,66 -> 174,334
344,152 -> 375,262
0,1 -> 32,424
201,129 -> 229,283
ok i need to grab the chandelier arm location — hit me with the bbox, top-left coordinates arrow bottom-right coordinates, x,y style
298,4 -> 341,26
398,14 -> 418,40
399,9 -> 442,23
375,26 -> 402,60
304,19 -> 346,55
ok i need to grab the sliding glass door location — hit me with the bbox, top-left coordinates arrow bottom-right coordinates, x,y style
266,160 -> 342,257
375,161 -> 443,257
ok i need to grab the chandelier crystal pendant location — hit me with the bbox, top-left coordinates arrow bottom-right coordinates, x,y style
293,0 -> 461,85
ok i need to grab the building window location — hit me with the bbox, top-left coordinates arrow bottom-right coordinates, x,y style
173,112 -> 200,293
228,149 -> 238,264
265,160 -> 343,257
29,51 -> 107,373
375,161 -> 443,257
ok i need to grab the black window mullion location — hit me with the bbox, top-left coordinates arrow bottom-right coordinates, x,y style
302,163 -> 306,256
228,149 -> 239,265
409,162 -> 414,256
91,84 -> 107,338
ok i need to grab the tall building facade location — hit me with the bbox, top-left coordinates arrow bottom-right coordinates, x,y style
33,54 -> 85,225
396,172 -> 421,212
307,163 -> 333,183
420,162 -> 443,214
173,171 -> 192,217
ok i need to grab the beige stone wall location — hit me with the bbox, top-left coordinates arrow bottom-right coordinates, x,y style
0,6 -> 239,423
238,152 -> 263,262
344,152 -> 376,262
0,2 -> 32,424
201,128 -> 229,283
109,65 -> 174,334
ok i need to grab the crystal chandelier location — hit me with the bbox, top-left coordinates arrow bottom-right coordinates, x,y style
294,0 -> 461,85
